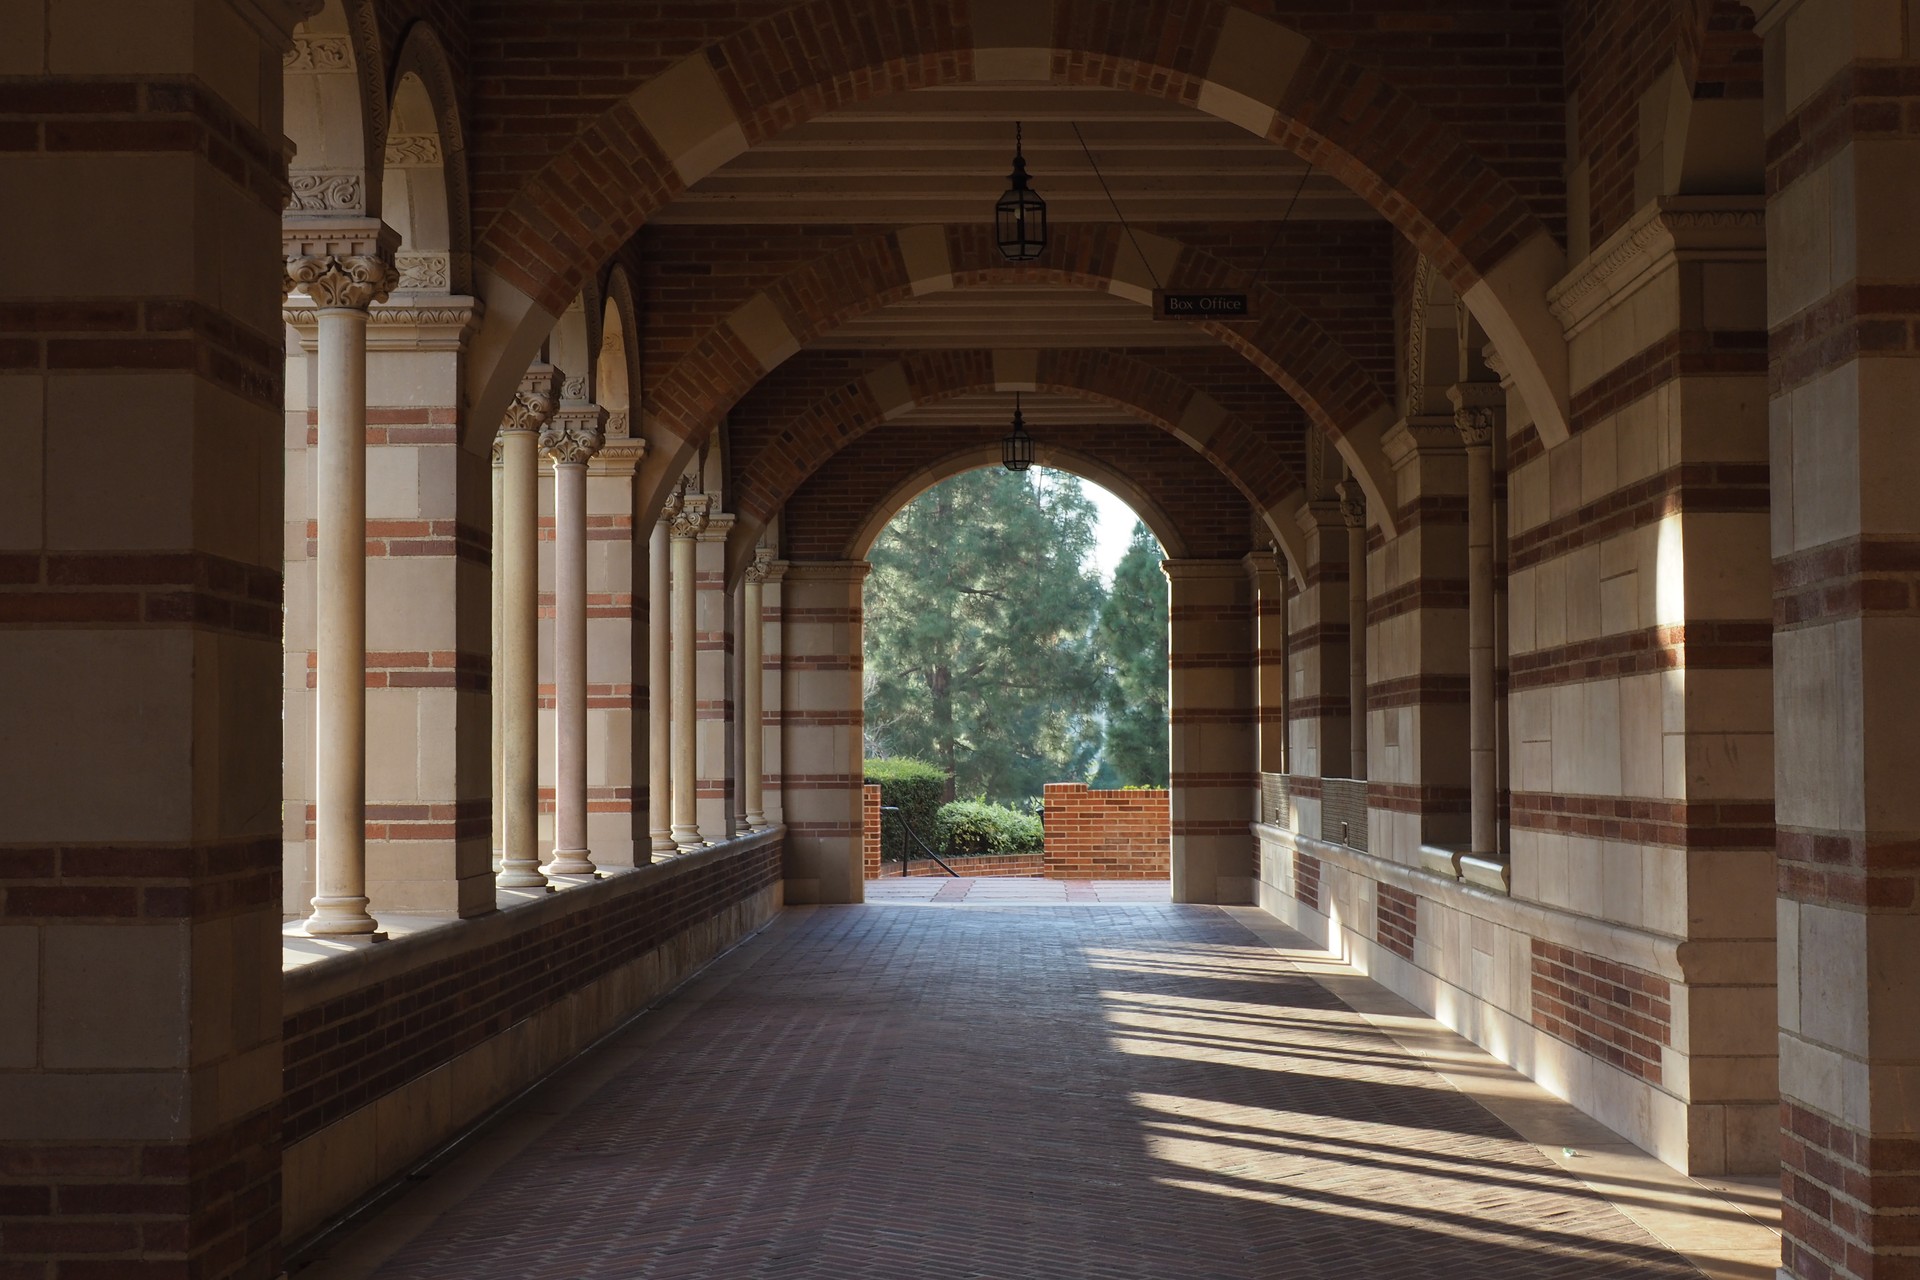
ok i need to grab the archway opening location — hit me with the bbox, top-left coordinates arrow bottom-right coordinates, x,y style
859,464 -> 1171,885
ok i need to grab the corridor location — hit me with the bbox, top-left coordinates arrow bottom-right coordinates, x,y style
292,895 -> 1776,1280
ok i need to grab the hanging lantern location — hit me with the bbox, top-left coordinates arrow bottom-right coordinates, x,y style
994,122 -> 1047,263
1001,393 -> 1034,472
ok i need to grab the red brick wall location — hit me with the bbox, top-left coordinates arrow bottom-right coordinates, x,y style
1529,940 -> 1673,1085
1294,851 -> 1322,911
895,853 -> 1046,878
863,784 -> 881,881
1375,882 -> 1418,961
1041,785 -> 1170,880
283,837 -> 783,1150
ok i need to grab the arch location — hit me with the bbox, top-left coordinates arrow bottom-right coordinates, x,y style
847,445 -> 1191,563
724,347 -> 1309,585
597,267 -> 640,437
386,22 -> 472,294
284,0 -> 385,217
465,0 -> 1570,448
646,223 -> 1401,537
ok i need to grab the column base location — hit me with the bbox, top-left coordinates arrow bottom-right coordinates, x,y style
670,825 -> 703,852
547,849 -> 598,876
496,859 -> 552,890
649,833 -> 678,856
305,896 -> 380,935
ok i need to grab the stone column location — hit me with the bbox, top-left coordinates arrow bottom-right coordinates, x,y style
1290,501 -> 1352,784
1164,560 -> 1257,905
669,490 -> 710,849
539,403 -> 606,876
586,436 -> 646,869
759,559 -> 790,828
743,547 -> 774,828
647,487 -> 681,857
696,509 -> 737,844
496,367 -> 559,890
1248,549 -> 1288,783
286,232 -> 397,935
1338,480 -> 1369,783
781,562 -> 870,903
1452,388 -> 1500,858
491,438 -> 505,870
1759,1 -> 1920,1271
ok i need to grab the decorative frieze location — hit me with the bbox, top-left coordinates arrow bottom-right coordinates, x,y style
393,251 -> 450,291
284,34 -> 351,71
671,492 -> 712,540
1545,196 -> 1766,338
384,133 -> 443,166
287,172 -> 365,213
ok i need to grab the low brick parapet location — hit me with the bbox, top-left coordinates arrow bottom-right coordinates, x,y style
1041,784 -> 1170,880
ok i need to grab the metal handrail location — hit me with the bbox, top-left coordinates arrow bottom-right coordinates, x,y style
879,805 -> 960,877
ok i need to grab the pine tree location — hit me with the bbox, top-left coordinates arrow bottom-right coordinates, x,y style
864,468 -> 1107,805
1094,522 -> 1170,786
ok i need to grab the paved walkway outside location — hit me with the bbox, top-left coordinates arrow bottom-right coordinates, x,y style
295,885 -> 1779,1280
863,875 -> 1171,903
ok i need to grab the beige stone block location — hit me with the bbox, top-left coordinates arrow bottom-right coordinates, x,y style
43,375 -> 194,550
1773,621 -> 1864,832
367,559 -> 456,650
1684,513 -> 1772,620
42,924 -> 188,1069
1599,839 -> 1645,928
972,0 -> 1053,80
1685,732 -> 1773,799
1196,9 -> 1309,137
1800,903 -> 1869,1056
1841,139 -> 1920,283
0,1070 -> 187,1142
1107,230 -> 1183,306
1641,844 -> 1688,936
1687,847 -> 1774,940
0,927 -> 37,1068
629,54 -> 747,185
1765,161 -> 1833,325
0,630 -> 193,842
366,446 -> 421,519
1535,556 -> 1568,649
0,378 -> 45,549
1778,1032 -> 1856,1124
725,293 -> 799,371
8,156 -> 199,297
894,225 -> 953,294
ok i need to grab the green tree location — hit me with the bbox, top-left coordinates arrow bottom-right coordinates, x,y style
864,468 -> 1107,804
1095,521 -> 1169,786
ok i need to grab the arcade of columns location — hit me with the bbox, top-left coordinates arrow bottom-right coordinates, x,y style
11,1 -> 1920,1277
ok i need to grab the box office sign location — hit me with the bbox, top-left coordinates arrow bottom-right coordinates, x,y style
1153,290 -> 1251,320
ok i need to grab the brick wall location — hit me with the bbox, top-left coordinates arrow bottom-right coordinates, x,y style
1041,785 -> 1170,881
281,835 -> 783,1240
863,784 -> 881,881
1529,940 -> 1673,1085
895,853 -> 1046,878
1375,882 -> 1418,961
1294,851 -> 1322,911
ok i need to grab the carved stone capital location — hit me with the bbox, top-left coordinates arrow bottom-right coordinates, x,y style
283,253 -> 397,310
540,406 -> 607,466
1448,383 -> 1505,449
744,545 -> 777,584
657,476 -> 688,526
670,491 -> 712,540
497,366 -> 561,441
1335,480 -> 1366,529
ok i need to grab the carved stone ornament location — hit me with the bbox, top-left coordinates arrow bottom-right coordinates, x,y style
284,34 -> 351,71
393,251 -> 449,291
1454,405 -> 1497,448
744,545 -> 776,583
539,414 -> 606,466
657,475 -> 688,526
384,133 -> 443,167
1336,480 -> 1366,529
497,384 -> 557,439
603,408 -> 631,438
283,253 -> 397,310
287,172 -> 364,213
670,491 -> 712,540
490,433 -> 505,463
561,375 -> 589,402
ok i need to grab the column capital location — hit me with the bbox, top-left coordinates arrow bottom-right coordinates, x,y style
744,545 -> 779,584
1335,480 -> 1367,529
1295,498 -> 1346,535
1448,382 -> 1505,449
1382,416 -> 1465,464
282,219 -> 400,309
670,492 -> 712,540
541,404 -> 607,466
697,511 -> 736,544
589,437 -> 647,476
498,365 -> 561,441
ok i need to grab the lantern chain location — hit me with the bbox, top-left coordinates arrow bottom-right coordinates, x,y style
1070,121 -> 1161,293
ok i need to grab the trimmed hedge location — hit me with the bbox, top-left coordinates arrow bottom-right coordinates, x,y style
936,799 -> 1044,855
863,757 -> 945,861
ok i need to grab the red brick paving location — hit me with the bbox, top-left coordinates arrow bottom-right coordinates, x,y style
298,898 -> 1706,1279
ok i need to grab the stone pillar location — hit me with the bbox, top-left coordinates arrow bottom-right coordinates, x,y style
744,547 -> 774,828
495,368 -> 559,890
286,229 -> 398,935
1452,389 -> 1500,858
586,437 -> 646,868
669,490 -> 709,849
646,487 -> 679,857
1338,480 -> 1370,783
1289,501 -> 1352,790
1248,548 -> 1288,805
491,438 -> 505,869
539,403 -> 606,876
696,509 -> 737,844
1759,1 -> 1920,1271
1164,560 -> 1257,905
781,562 -> 870,903
760,558 -> 790,828
0,4 -> 304,1270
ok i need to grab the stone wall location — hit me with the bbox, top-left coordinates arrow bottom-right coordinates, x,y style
1042,785 -> 1171,881
280,832 -> 783,1243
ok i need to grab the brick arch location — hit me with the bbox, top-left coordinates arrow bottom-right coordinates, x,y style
844,441 -> 1194,562
651,222 -> 1399,536
724,347 -> 1310,584
463,0 -> 1571,449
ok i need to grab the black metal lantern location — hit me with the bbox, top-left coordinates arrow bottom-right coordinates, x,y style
1001,394 -> 1034,472
994,123 -> 1047,262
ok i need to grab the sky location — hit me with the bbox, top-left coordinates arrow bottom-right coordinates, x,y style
1078,476 -> 1153,584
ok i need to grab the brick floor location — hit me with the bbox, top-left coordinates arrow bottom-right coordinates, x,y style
295,899 -> 1720,1279
864,876 -> 1170,903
